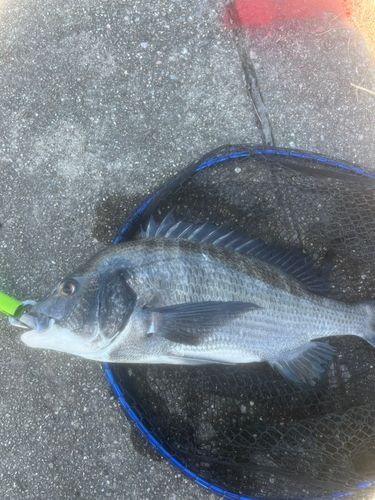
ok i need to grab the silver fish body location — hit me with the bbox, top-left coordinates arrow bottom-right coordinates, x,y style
15,236 -> 375,384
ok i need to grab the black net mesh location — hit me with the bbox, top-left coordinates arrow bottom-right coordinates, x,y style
107,145 -> 375,499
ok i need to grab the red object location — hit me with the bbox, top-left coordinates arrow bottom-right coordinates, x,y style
225,0 -> 343,28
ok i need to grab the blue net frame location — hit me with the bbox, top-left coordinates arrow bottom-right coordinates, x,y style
103,145 -> 375,499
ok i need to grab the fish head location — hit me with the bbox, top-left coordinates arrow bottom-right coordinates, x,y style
16,251 -> 137,359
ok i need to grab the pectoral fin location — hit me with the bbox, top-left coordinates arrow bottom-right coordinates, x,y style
146,301 -> 260,346
271,341 -> 336,385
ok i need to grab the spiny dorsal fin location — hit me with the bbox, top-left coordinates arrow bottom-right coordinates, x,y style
142,211 -> 329,294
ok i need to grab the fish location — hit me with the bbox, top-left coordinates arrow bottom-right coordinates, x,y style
11,212 -> 375,385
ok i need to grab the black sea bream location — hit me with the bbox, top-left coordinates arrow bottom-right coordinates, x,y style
12,215 -> 375,385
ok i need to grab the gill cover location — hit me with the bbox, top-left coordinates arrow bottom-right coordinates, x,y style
97,269 -> 136,339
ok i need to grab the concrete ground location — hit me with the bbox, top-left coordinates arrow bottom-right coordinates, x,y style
0,0 -> 374,499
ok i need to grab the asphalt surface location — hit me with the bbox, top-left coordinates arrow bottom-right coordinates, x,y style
0,0 -> 374,499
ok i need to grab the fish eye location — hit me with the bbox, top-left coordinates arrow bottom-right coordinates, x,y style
59,280 -> 77,296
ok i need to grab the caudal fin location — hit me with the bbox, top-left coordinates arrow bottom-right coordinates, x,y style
361,302 -> 375,348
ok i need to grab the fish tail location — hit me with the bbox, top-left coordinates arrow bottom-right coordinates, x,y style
361,301 -> 375,348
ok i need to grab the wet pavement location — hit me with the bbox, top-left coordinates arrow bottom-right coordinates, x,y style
0,0 -> 374,499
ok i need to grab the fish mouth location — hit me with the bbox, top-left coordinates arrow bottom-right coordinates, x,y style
9,308 -> 59,343
12,311 -> 57,347
17,311 -> 55,333
15,312 -> 90,354
10,308 -> 55,332
9,302 -> 111,360
11,310 -> 105,359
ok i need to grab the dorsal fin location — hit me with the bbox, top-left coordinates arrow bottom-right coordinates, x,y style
142,211 -> 329,294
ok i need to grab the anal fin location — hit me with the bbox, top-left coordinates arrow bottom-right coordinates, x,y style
271,341 -> 336,385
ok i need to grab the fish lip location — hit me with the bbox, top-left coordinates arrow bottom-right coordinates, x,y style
19,313 -> 59,349
21,328 -> 47,344
17,312 -> 56,333
8,300 -> 38,329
